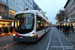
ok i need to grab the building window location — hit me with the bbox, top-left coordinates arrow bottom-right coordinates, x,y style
0,4 -> 7,16
28,5 -> 29,8
19,0 -> 24,4
25,3 -> 27,7
28,0 -> 29,2
10,9 -> 16,18
35,7 -> 37,10
9,0 -> 15,5
74,7 -> 75,10
30,3 -> 31,5
0,0 -> 7,4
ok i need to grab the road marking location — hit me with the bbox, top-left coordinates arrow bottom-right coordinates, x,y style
46,32 -> 52,50
0,42 -> 17,50
61,33 -> 70,42
57,31 -> 65,50
57,29 -> 71,42
59,30 -> 71,43
0,35 -> 12,42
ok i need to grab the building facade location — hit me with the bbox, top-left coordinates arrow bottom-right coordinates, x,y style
8,0 -> 33,18
25,0 -> 33,10
33,1 -> 41,11
64,0 -> 75,27
0,0 -> 13,28
0,0 -> 34,34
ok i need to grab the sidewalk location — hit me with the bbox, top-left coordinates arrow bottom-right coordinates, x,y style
0,32 -> 13,37
60,29 -> 75,46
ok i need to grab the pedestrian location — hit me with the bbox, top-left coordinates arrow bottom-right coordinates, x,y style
57,25 -> 59,30
65,24 -> 70,37
63,25 -> 66,32
59,25 -> 62,30
2,26 -> 4,33
71,24 -> 74,33
0,28 -> 2,35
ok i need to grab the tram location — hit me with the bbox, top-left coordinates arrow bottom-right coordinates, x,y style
13,10 -> 51,42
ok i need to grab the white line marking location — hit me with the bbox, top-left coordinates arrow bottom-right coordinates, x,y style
61,33 -> 70,42
46,32 -> 52,50
0,42 -> 17,49
57,31 -> 65,50
57,30 -> 70,42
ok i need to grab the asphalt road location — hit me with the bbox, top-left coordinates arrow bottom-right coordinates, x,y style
0,27 -> 74,50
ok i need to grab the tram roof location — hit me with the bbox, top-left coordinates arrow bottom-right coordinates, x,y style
15,10 -> 51,24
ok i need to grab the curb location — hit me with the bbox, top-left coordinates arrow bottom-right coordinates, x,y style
0,33 -> 13,37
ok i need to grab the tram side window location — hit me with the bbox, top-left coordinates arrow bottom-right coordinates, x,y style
36,15 -> 45,31
45,22 -> 49,28
40,18 -> 45,29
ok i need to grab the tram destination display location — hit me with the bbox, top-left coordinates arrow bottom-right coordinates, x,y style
15,13 -> 34,18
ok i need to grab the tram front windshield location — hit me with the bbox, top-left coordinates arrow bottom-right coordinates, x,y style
14,13 -> 34,34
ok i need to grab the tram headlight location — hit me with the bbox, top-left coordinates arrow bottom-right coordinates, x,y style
13,34 -> 16,36
30,33 -> 35,36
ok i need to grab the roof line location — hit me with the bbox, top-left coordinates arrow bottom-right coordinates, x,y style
64,0 -> 70,8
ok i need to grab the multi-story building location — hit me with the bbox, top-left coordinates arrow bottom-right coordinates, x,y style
8,0 -> 33,27
0,0 -> 34,34
33,1 -> 41,11
8,0 -> 33,18
25,0 -> 33,10
64,0 -> 75,27
0,0 -> 12,28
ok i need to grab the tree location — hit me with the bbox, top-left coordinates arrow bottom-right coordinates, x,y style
55,10 -> 68,23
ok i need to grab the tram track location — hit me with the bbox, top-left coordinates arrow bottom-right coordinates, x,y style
56,28 -> 74,50
0,42 -> 18,50
0,35 -> 12,42
0,27 -> 74,50
56,30 -> 65,50
46,27 -> 65,50
0,41 -> 32,50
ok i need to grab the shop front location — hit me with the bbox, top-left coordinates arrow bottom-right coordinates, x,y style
70,19 -> 75,28
0,2 -> 14,36
69,18 -> 75,32
0,17 -> 13,36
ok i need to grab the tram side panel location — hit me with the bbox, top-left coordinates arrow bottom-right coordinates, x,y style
36,29 -> 45,40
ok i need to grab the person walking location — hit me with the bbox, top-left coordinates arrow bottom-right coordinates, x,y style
71,24 -> 74,33
63,25 -> 66,35
66,24 -> 70,37
2,26 -> 4,33
0,28 -> 2,35
57,25 -> 59,30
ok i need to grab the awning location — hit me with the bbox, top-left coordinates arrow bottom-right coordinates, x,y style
0,19 -> 13,22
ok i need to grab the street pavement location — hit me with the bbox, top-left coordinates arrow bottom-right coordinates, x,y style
0,27 -> 75,50
60,28 -> 75,47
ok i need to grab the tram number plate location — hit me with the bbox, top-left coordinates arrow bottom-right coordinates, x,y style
20,37 -> 23,39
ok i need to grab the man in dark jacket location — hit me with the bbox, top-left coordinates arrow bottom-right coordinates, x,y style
71,24 -> 73,32
65,24 -> 70,37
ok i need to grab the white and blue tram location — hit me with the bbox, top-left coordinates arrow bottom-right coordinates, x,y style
13,10 -> 51,42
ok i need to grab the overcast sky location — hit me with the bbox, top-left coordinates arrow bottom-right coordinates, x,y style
34,0 -> 67,24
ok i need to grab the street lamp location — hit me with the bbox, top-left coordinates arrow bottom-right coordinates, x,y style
0,16 -> 2,19
57,20 -> 59,22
